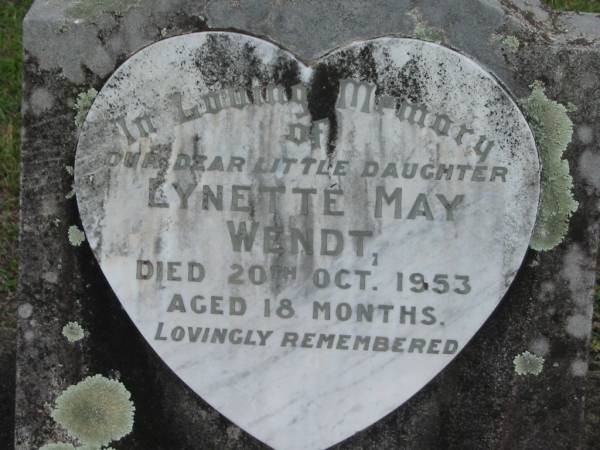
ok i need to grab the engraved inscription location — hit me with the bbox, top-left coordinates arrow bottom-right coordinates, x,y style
75,33 -> 540,450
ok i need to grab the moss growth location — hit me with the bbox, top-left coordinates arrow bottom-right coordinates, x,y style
520,81 -> 578,251
73,88 -> 97,129
545,0 -> 600,13
0,0 -> 31,297
62,322 -> 85,343
514,351 -> 545,375
50,375 -> 135,448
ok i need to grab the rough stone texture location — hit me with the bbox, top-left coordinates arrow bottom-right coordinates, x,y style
0,325 -> 16,448
17,1 -> 600,449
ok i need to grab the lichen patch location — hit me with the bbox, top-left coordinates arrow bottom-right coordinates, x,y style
513,351 -> 544,376
68,225 -> 86,247
414,23 -> 445,43
73,88 -> 98,129
50,375 -> 135,447
493,34 -> 520,52
408,8 -> 445,44
501,35 -> 520,52
62,322 -> 85,343
520,81 -> 578,251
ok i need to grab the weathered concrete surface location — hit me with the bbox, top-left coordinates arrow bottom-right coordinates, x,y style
17,0 -> 600,449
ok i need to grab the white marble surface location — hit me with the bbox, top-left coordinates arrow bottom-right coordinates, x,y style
75,32 -> 540,450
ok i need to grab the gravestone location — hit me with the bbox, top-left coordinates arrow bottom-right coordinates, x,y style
74,32 -> 541,449
17,1 -> 600,449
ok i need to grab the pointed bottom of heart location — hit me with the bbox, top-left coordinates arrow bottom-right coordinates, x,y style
157,338 -> 457,450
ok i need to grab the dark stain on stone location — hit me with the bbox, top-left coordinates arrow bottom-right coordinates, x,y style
195,35 -> 266,89
271,56 -> 302,98
194,34 -> 301,105
379,49 -> 426,104
307,44 -> 428,158
307,44 -> 379,158
355,45 -> 379,81
308,63 -> 341,158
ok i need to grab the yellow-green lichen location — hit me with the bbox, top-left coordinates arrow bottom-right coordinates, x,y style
62,322 -> 85,343
68,225 -> 86,247
520,81 -> 578,251
73,88 -> 97,128
500,35 -> 520,52
408,8 -> 445,44
51,375 -> 135,448
414,23 -> 445,44
513,351 -> 545,376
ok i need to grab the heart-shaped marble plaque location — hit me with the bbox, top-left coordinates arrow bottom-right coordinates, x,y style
75,32 -> 540,450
